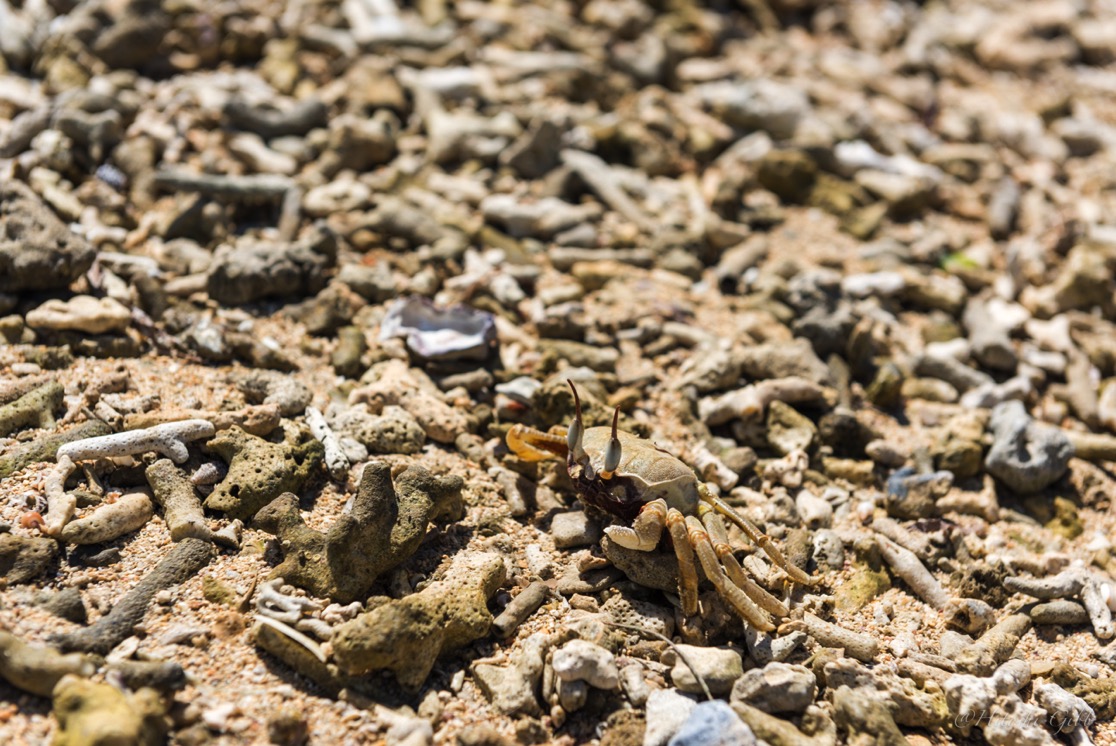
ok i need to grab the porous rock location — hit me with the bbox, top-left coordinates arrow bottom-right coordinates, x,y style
332,551 -> 506,690
350,359 -> 470,443
231,369 -> 312,418
203,426 -> 323,521
206,228 -> 337,305
601,595 -> 675,639
0,381 -> 64,438
335,404 -> 426,455
832,685 -> 906,746
253,461 -> 463,603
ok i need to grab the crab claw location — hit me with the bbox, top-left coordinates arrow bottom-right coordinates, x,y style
567,380 -> 587,463
601,406 -> 622,479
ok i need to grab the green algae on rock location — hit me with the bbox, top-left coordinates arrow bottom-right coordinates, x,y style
0,419 -> 112,479
1046,495 -> 1084,540
834,538 -> 892,613
732,700 -> 836,746
332,551 -> 506,690
51,675 -> 167,746
253,461 -> 464,603
203,426 -> 323,521
0,380 -> 64,437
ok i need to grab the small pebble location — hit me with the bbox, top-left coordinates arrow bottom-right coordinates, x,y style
643,688 -> 698,746
551,639 -> 618,690
549,511 -> 602,549
665,645 -> 743,696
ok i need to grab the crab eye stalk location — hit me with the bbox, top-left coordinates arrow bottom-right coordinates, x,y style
601,406 -> 622,479
567,379 -> 587,462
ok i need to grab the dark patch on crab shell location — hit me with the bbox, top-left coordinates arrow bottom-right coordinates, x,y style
570,466 -> 647,521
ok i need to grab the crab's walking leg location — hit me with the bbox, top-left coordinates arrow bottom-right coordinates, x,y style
700,507 -> 789,618
605,498 -> 667,550
699,484 -> 814,585
685,515 -> 775,631
506,424 -> 567,461
666,508 -> 700,616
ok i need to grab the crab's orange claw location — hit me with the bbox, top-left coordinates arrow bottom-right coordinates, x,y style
602,406 -> 622,478
506,424 -> 566,461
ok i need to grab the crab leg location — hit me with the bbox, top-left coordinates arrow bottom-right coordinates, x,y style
700,507 -> 789,618
605,498 -> 667,551
666,508 -> 700,616
685,515 -> 776,631
506,424 -> 567,461
699,484 -> 814,586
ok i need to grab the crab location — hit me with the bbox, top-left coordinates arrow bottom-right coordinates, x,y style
506,381 -> 813,631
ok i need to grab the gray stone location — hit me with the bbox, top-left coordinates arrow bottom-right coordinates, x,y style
472,661 -> 542,716
669,700 -> 755,746
730,662 -> 817,714
500,118 -> 563,179
666,644 -> 743,696
0,181 -> 96,293
695,80 -> 809,140
25,296 -> 132,335
551,639 -> 618,689
985,400 -> 1073,493
644,688 -> 698,746
481,194 -> 600,240
337,262 -> 396,304
207,228 -> 337,305
744,629 -> 807,665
